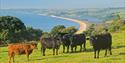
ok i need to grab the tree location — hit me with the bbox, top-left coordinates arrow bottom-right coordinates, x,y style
51,25 -> 65,34
0,16 -> 26,43
109,14 -> 124,32
85,24 -> 96,36
25,27 -> 43,41
61,26 -> 77,34
0,16 -> 26,32
10,27 -> 43,42
0,16 -> 43,44
41,32 -> 51,38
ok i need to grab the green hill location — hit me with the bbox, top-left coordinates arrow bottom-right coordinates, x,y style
0,31 -> 125,63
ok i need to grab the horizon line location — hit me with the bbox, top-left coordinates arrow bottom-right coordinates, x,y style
1,7 -> 125,10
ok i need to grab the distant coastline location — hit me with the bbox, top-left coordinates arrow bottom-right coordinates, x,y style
50,15 -> 87,34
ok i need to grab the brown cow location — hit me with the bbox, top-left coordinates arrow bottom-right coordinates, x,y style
8,43 -> 37,63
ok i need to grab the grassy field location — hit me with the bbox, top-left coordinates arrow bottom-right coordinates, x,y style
0,31 -> 125,63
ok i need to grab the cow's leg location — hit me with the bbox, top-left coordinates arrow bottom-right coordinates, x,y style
12,57 -> 14,62
80,45 -> 82,52
71,46 -> 73,53
53,48 -> 55,55
105,49 -> 107,57
94,50 -> 96,58
9,56 -> 11,63
42,48 -> 46,56
97,49 -> 100,58
9,53 -> 15,63
27,54 -> 29,61
12,55 -> 15,62
75,46 -> 77,52
83,42 -> 86,51
56,48 -> 58,55
109,47 -> 112,55
9,54 -> 13,63
25,50 -> 30,61
67,46 -> 69,53
63,45 -> 65,53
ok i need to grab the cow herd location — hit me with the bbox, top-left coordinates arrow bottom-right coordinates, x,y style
40,32 -> 112,58
7,32 -> 112,63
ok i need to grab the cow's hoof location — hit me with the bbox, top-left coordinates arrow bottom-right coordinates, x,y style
8,61 -> 11,63
104,55 -> 107,57
66,51 -> 69,53
84,49 -> 86,51
94,57 -> 96,59
97,57 -> 99,59
80,50 -> 82,52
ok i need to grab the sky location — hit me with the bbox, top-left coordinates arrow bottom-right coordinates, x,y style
0,0 -> 125,9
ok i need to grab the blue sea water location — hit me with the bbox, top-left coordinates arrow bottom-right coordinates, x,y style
0,11 -> 79,32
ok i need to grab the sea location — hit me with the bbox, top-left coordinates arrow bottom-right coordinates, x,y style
0,10 -> 101,32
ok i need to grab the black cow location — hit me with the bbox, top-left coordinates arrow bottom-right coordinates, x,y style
90,33 -> 112,58
61,34 -> 72,53
70,34 -> 86,52
58,33 -> 71,53
40,36 -> 61,56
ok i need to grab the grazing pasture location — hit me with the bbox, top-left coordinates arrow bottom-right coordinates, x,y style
0,31 -> 125,63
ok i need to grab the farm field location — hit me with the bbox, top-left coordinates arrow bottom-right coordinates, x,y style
0,31 -> 125,63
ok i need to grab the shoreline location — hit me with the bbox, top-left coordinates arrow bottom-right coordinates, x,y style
50,15 -> 87,34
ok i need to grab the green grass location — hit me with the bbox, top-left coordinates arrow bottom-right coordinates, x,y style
0,31 -> 125,63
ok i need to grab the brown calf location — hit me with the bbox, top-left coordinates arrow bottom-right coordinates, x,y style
8,43 -> 37,63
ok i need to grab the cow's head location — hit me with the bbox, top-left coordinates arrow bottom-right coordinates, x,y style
30,43 -> 38,49
90,36 -> 96,46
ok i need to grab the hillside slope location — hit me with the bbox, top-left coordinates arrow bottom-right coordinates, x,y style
0,31 -> 125,63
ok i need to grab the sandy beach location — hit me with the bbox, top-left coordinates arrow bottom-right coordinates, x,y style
51,15 -> 87,34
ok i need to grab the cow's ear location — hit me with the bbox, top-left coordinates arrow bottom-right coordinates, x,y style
34,42 -> 38,45
31,43 -> 34,45
31,42 -> 36,45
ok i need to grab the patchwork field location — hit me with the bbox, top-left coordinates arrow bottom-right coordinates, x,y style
0,31 -> 125,63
